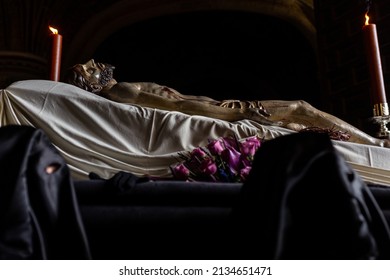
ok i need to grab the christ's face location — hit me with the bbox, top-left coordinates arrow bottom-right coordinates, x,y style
77,59 -> 106,85
73,59 -> 116,91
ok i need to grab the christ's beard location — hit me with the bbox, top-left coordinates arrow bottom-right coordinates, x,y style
99,67 -> 114,87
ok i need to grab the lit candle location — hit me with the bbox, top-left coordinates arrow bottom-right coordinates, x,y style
49,26 -> 62,82
362,13 -> 388,116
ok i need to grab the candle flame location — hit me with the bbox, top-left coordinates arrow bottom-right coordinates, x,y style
49,26 -> 59,35
365,12 -> 370,25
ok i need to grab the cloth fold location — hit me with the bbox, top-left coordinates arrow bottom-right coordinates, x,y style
89,171 -> 151,192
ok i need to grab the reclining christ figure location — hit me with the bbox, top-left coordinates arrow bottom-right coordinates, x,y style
67,59 -> 390,148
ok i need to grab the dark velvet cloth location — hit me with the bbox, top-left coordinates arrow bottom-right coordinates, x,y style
2,125 -> 390,260
77,177 -> 240,259
0,125 -> 90,259
77,132 -> 390,260
231,132 -> 390,259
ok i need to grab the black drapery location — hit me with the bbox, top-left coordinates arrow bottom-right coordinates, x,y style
232,132 -> 390,259
2,125 -> 390,260
0,125 -> 90,259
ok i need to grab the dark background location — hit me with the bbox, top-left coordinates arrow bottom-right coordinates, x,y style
94,11 -> 320,105
1,0 -> 389,134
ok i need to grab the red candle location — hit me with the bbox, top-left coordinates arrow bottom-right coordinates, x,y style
362,13 -> 388,116
49,26 -> 62,82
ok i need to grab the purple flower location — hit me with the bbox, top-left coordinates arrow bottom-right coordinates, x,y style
222,136 -> 239,150
246,136 -> 261,147
240,166 -> 252,181
221,146 -> 242,174
240,136 -> 261,158
207,139 -> 224,155
191,147 -> 207,159
171,134 -> 261,183
172,163 -> 190,180
200,158 -> 218,175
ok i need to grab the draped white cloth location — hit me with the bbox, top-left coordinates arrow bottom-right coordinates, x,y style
0,80 -> 293,179
1,80 -> 390,185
